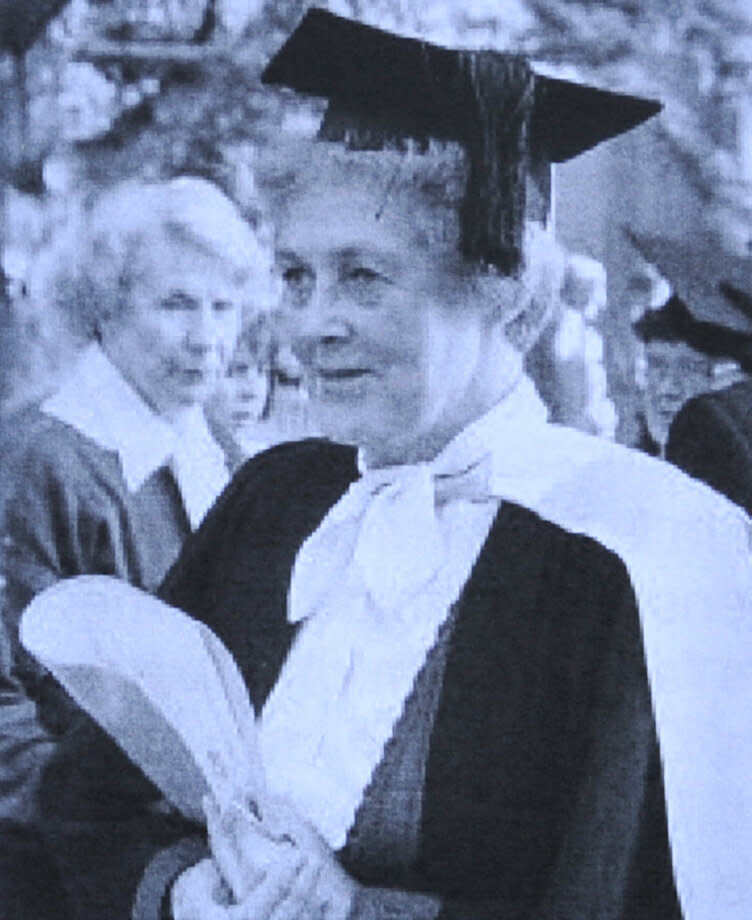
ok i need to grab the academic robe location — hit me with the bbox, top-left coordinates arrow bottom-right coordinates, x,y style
37,438 -> 681,920
666,378 -> 752,515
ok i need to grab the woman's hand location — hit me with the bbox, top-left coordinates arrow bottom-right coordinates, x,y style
172,858 -> 230,920
203,796 -> 357,920
171,854 -> 323,920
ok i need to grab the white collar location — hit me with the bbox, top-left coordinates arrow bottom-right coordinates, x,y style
42,343 -> 228,528
42,343 -> 176,492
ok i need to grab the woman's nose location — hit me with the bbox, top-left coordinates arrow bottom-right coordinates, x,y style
317,316 -> 354,344
184,304 -> 219,352
298,280 -> 355,342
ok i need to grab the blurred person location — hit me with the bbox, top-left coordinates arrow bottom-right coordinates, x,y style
667,373 -> 752,514
627,232 -> 752,457
664,276 -> 752,513
0,176 -> 266,825
632,296 -> 752,455
0,249 -> 77,417
205,318 -> 274,472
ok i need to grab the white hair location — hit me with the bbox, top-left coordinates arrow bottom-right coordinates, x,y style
29,176 -> 274,341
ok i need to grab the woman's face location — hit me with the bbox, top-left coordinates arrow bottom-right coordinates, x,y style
101,237 -> 244,418
274,168 -> 503,460
209,338 -> 270,437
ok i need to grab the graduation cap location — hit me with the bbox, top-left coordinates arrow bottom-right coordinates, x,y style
627,230 -> 752,332
627,230 -> 752,363
261,8 -> 661,275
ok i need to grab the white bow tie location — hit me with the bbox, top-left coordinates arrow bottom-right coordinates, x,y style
288,455 -> 493,623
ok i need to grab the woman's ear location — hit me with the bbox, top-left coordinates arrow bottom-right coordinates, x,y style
470,270 -> 522,325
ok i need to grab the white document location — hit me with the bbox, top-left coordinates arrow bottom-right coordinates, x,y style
20,575 -> 265,824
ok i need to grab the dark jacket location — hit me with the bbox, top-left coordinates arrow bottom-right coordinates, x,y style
0,409 -> 192,824
38,440 -> 680,920
666,379 -> 752,515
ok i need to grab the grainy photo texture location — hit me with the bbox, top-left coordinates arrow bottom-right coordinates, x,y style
1,3 -> 752,920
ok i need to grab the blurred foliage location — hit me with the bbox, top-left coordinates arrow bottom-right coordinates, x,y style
2,0 -> 752,242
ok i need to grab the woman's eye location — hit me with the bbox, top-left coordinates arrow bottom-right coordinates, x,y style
280,265 -> 314,305
160,293 -> 197,311
213,299 -> 236,313
282,266 -> 310,285
345,267 -> 383,283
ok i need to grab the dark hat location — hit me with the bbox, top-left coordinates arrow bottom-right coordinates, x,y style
626,230 -> 752,339
262,8 -> 661,276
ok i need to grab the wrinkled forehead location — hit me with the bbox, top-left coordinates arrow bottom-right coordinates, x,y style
257,137 -> 468,254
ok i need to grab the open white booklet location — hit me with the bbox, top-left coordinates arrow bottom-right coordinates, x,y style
20,574 -> 265,824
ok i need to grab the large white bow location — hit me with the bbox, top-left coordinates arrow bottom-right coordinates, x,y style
288,456 -> 493,623
264,449 -> 499,849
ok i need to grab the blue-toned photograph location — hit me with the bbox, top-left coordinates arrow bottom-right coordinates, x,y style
1,3 -> 751,919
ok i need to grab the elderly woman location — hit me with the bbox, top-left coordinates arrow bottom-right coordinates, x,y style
0,176 -> 267,822
24,12 -> 752,920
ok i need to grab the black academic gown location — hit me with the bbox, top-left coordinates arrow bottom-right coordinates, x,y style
37,440 -> 681,920
666,378 -> 752,515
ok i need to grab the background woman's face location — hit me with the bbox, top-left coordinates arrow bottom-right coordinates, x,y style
273,170 -> 490,453
101,237 -> 243,418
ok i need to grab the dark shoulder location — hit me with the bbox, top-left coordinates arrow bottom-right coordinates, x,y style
493,500 -> 635,601
3,409 -> 117,478
1,409 -> 124,513
451,502 -> 639,699
234,437 -> 358,494
667,378 -> 752,466
160,438 -> 358,600
666,380 -> 752,511
201,437 -> 357,524
673,378 -> 752,435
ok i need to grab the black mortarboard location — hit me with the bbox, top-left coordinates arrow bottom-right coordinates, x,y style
261,8 -> 661,275
627,230 -> 752,339
631,295 -> 752,367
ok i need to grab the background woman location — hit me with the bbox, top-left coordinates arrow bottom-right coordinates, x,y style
0,176 -> 267,824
